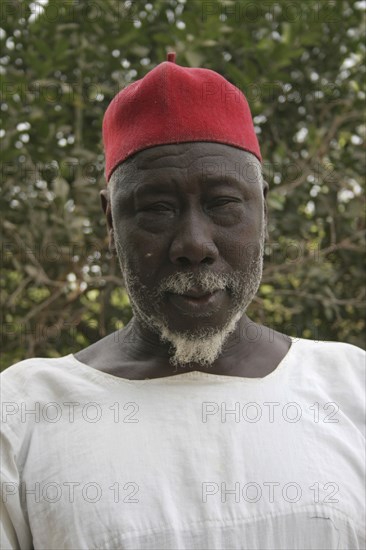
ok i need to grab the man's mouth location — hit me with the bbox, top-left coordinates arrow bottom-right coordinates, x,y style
166,288 -> 226,315
181,286 -> 217,298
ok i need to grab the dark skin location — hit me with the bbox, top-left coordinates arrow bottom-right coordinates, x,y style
75,143 -> 291,380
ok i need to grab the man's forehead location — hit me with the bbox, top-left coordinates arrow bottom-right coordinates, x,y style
110,143 -> 262,197
133,143 -> 262,184
133,142 -> 258,169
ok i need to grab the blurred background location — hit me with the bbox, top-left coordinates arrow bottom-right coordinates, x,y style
1,0 -> 365,370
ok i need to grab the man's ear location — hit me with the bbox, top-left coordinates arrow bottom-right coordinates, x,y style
263,179 -> 269,240
100,189 -> 116,253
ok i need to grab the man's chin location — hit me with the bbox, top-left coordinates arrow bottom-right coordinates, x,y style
150,309 -> 243,369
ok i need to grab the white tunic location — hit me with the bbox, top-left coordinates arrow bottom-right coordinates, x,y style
1,338 -> 365,550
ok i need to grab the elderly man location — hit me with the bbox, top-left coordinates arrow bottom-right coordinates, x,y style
1,54 -> 365,550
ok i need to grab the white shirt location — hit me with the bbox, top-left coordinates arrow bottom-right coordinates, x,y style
1,337 -> 365,550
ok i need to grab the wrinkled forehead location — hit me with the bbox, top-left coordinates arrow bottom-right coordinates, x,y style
135,142 -> 261,175
109,142 -> 263,198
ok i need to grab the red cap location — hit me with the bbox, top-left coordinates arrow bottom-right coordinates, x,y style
103,53 -> 261,182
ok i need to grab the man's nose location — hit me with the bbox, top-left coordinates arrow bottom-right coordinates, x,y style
168,210 -> 219,267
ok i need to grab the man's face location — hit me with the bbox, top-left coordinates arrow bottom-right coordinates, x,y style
104,142 -> 267,367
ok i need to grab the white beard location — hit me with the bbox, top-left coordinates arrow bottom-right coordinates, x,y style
155,309 -> 244,368
115,229 -> 265,369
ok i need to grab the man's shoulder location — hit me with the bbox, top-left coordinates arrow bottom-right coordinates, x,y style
2,354 -> 74,378
291,338 -> 365,437
0,356 -> 79,445
291,338 -> 365,400
286,337 -> 365,390
0,354 -> 77,401
292,339 -> 366,379
293,337 -> 365,362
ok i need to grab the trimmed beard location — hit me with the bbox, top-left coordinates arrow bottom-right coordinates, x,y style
114,230 -> 265,369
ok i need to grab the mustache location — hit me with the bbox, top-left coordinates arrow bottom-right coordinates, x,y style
156,271 -> 240,296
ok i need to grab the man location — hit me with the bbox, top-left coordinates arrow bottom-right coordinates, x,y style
1,53 -> 365,549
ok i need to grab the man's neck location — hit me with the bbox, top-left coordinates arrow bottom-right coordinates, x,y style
75,315 -> 292,380
120,314 -> 282,373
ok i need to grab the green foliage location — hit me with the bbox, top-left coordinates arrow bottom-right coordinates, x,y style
1,0 -> 365,369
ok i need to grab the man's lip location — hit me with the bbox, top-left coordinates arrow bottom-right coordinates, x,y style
180,287 -> 218,298
167,285 -> 225,299
166,289 -> 226,315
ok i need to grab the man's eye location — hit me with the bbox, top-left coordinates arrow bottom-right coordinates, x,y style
142,203 -> 174,212
209,198 -> 241,208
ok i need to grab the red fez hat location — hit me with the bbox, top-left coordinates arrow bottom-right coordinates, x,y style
103,52 -> 261,182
